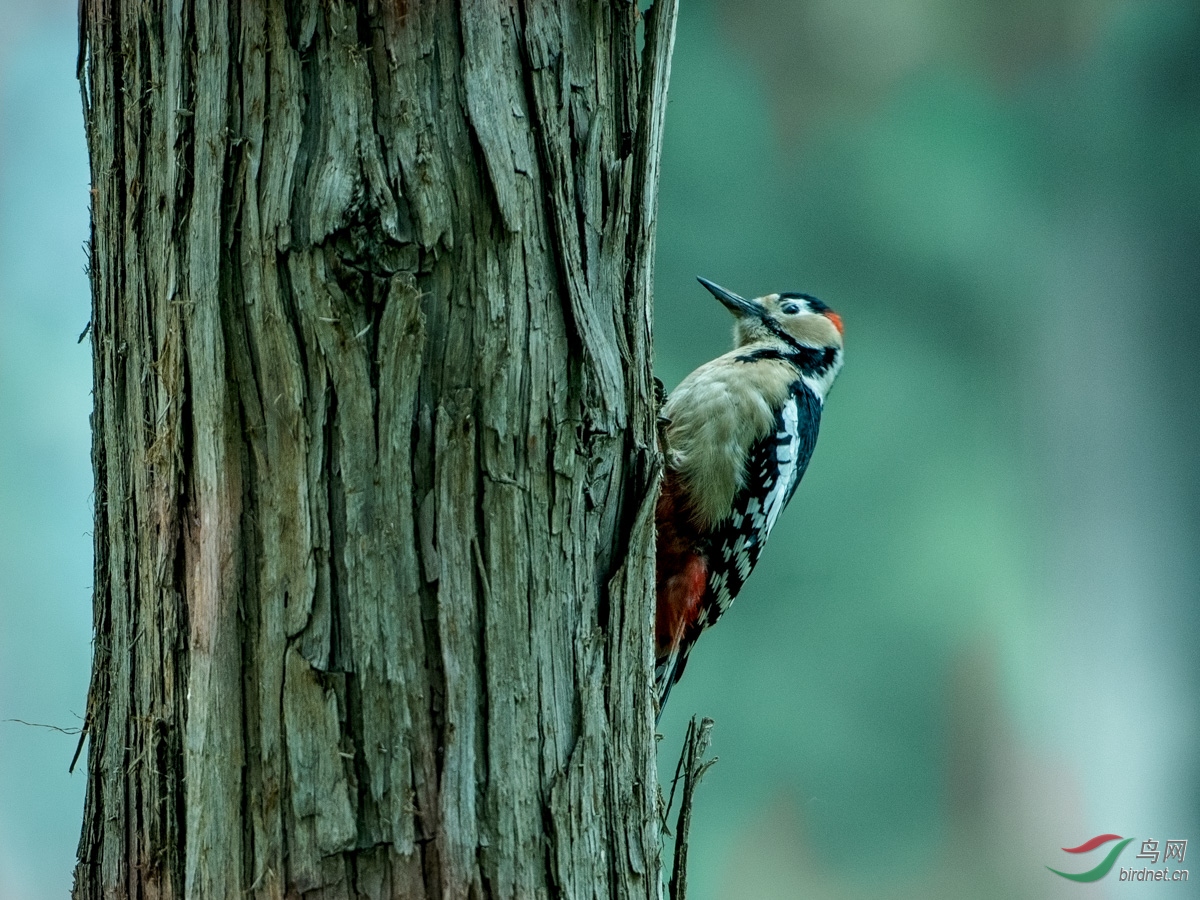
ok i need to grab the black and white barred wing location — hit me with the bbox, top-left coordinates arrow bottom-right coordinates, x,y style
703,388 -> 821,626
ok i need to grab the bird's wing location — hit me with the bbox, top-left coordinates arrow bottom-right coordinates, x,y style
702,386 -> 822,626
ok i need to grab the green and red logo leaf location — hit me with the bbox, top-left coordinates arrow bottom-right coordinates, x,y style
1048,834 -> 1134,882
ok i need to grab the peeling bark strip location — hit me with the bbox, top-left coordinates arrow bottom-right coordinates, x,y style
74,0 -> 678,897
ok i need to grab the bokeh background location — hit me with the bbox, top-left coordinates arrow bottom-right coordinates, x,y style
1,1 -> 1197,898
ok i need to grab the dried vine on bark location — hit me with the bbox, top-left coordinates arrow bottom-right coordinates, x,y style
73,0 -> 678,896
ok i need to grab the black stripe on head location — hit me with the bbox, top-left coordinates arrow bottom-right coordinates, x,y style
779,291 -> 830,314
753,308 -> 838,361
735,345 -> 839,377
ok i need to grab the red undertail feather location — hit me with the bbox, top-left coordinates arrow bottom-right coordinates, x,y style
654,473 -> 708,714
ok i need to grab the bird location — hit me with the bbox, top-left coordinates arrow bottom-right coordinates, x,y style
654,277 -> 845,717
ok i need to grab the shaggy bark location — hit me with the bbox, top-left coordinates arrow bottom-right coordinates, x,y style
73,1 -> 677,897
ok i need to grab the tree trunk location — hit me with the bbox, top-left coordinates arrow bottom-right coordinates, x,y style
73,1 -> 677,897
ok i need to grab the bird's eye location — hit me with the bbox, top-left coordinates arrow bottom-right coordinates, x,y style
781,302 -> 801,315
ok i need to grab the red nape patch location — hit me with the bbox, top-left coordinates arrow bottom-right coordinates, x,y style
825,311 -> 844,336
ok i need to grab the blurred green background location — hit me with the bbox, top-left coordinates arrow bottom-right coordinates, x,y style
651,2 -> 1199,898
1,1 -> 1196,898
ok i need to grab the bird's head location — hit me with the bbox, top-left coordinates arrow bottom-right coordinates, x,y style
696,276 -> 845,400
697,276 -> 844,354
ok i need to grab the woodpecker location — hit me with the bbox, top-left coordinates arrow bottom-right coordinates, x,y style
654,277 -> 844,715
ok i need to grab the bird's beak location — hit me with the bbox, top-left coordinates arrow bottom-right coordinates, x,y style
697,277 -> 763,320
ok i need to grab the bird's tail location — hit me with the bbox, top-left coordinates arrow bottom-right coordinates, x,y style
653,644 -> 692,724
